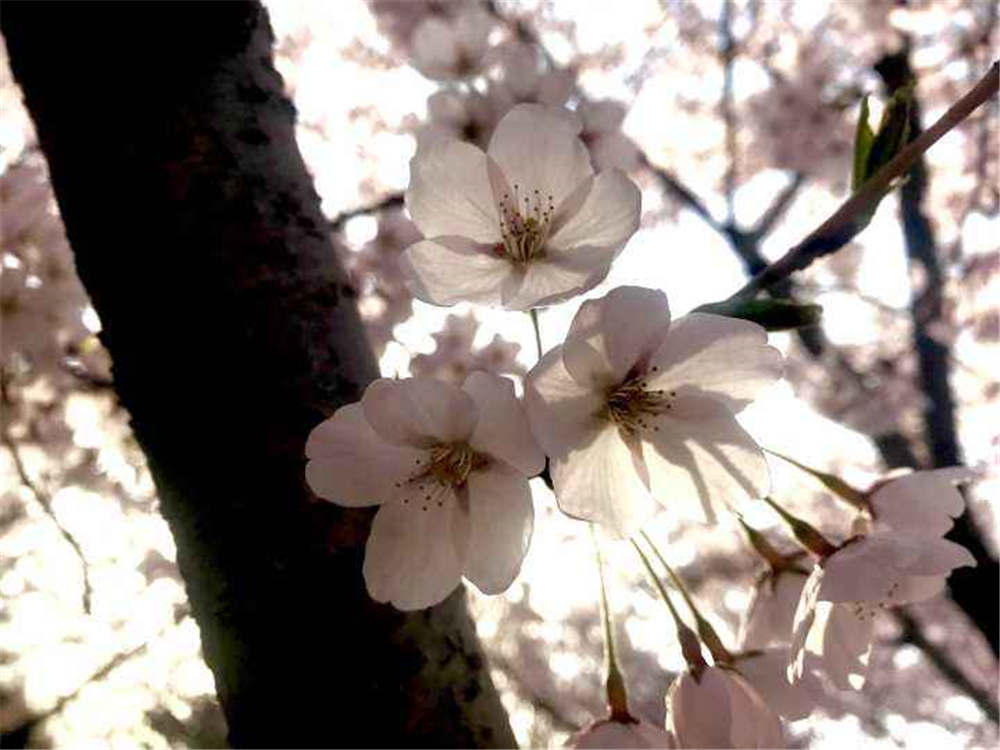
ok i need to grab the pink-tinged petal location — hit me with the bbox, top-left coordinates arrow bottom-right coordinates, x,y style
642,395 -> 770,523
869,467 -> 974,536
648,313 -> 783,411
487,104 -> 593,207
451,7 -> 492,60
463,371 -> 544,476
735,649 -> 820,721
362,491 -> 465,610
536,69 -> 576,106
812,601 -> 875,690
402,237 -> 510,307
589,132 -> 642,172
426,89 -> 467,127
572,718 -> 677,748
563,286 -> 671,387
667,669 -> 733,749
738,569 -> 809,650
463,461 -> 534,594
788,567 -> 823,684
579,100 -> 628,134
406,140 -> 500,242
305,404 -> 425,507
724,670 -> 786,748
362,377 -> 478,448
548,170 -> 641,252
500,246 -> 616,310
524,345 -> 606,460
410,17 -> 458,80
550,423 -> 660,537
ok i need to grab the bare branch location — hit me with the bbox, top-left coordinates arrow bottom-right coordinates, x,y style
328,191 -> 403,233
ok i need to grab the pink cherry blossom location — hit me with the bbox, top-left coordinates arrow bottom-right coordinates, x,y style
738,567 -> 809,651
524,286 -> 781,536
410,6 -> 493,81
571,717 -> 676,749
732,648 -> 822,721
666,666 -> 784,748
577,99 -> 640,172
402,104 -> 641,310
867,467 -> 976,537
305,372 -> 543,610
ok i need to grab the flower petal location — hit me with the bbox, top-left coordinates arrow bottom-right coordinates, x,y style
402,237 -> 510,306
524,344 -> 606,459
463,461 -> 534,594
362,491 -> 465,610
736,649 -> 820,721
305,404 -> 425,506
648,313 -> 783,411
738,569 -> 809,650
869,467 -> 974,536
724,670 -> 786,748
500,246 -> 616,310
668,669 -> 733,749
464,371 -> 544,476
362,377 -> 478,447
487,103 -> 593,207
406,140 -> 500,242
550,423 -> 660,537
410,17 -> 458,80
642,394 -> 770,523
548,169 -> 641,252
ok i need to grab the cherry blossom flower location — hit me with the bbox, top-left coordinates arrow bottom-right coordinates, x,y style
524,286 -> 781,535
732,648 -> 822,721
488,42 -> 576,110
410,312 -> 523,385
410,6 -> 493,81
305,372 -> 543,610
417,88 -> 498,150
789,532 -> 975,689
571,718 -> 676,749
666,666 -> 784,748
867,467 -> 976,537
738,567 -> 809,651
402,104 -> 642,310
577,99 -> 641,172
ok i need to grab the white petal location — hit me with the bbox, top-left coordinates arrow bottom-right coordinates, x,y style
723,670 -> 786,748
648,313 -> 783,411
427,89 -> 467,127
572,719 -> 677,749
812,601 -> 875,690
406,140 -> 500,242
411,17 -> 459,80
551,423 -> 660,537
869,467 -> 973,536
642,394 -> 770,523
524,344 -> 606,459
736,650 -> 820,721
463,461 -> 534,594
304,404 -> 425,506
536,69 -> 576,106
402,237 -> 510,306
451,7 -> 492,61
738,569 -> 809,650
500,246 -> 616,310
362,377 -> 478,447
590,131 -> 642,172
463,371 -> 544,476
579,100 -> 627,134
667,669 -> 733,749
362,491 -> 464,610
548,170 -> 641,252
563,286 -> 671,387
487,103 -> 593,207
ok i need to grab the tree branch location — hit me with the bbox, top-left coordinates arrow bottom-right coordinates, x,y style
328,191 -> 403,234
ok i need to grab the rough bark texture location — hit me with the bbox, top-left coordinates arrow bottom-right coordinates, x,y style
2,2 -> 515,747
875,50 -> 999,656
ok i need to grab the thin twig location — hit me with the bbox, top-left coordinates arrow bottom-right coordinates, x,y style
751,172 -> 805,239
723,61 -> 999,304
0,376 -> 92,614
328,192 -> 404,233
720,0 -> 737,225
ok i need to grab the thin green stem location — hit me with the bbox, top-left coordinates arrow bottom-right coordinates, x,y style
640,531 -> 732,663
762,496 -> 838,557
765,448 -> 868,510
630,538 -> 706,673
591,526 -> 631,721
528,307 -> 544,363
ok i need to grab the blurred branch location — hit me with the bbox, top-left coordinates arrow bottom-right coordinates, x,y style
875,49 -> 999,657
750,172 -> 805,239
0,374 -> 92,614
720,0 -> 737,224
328,191 -> 403,233
723,60 -> 999,305
894,609 -> 999,724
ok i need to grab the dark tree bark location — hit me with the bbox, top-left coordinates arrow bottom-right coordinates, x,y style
875,50 -> 999,656
2,2 -> 515,747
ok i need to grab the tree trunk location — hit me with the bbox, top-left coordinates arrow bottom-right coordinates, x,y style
2,2 -> 515,746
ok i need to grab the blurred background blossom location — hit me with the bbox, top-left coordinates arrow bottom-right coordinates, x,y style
1,0 -> 997,747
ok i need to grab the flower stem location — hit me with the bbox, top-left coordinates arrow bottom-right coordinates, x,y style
528,307 -> 544,363
591,526 -> 632,722
640,531 -> 732,664
765,448 -> 868,510
630,538 -> 706,675
762,496 -> 838,558
735,515 -> 807,573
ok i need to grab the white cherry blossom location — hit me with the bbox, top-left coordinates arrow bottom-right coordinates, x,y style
738,567 -> 809,651
402,104 -> 642,310
524,286 -> 781,535
305,372 -> 543,610
410,6 -> 493,81
666,666 -> 785,748
868,467 -> 976,537
578,99 -> 641,172
732,648 -> 822,721
789,533 -> 975,689
571,718 -> 676,749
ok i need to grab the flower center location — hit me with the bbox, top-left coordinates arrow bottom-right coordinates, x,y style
495,183 -> 554,263
604,369 -> 676,437
426,443 -> 488,487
